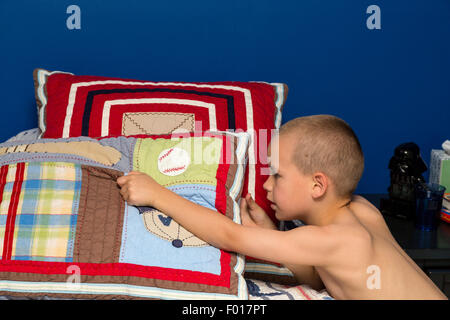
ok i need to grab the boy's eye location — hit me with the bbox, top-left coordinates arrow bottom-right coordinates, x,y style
269,165 -> 281,179
269,166 -> 278,175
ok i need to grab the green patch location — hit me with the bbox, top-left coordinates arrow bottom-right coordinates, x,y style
133,137 -> 223,187
442,160 -> 450,193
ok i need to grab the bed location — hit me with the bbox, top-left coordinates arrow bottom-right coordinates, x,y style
0,69 -> 333,300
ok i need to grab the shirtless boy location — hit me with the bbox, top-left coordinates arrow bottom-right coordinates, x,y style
117,115 -> 447,300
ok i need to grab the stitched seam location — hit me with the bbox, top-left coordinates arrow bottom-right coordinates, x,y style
67,165 -> 81,261
122,116 -> 125,135
176,220 -> 181,240
0,156 -> 105,167
171,114 -> 194,132
165,185 -> 216,191
125,114 -> 152,135
100,176 -> 110,262
129,141 -> 134,172
113,179 -> 124,261
149,212 -> 173,241
124,112 -> 191,116
162,181 -> 215,187
162,165 -> 185,174
158,148 -> 174,161
136,139 -> 143,171
119,204 -> 128,262
76,168 -> 89,262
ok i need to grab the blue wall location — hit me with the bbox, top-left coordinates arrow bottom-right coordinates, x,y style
0,0 -> 449,194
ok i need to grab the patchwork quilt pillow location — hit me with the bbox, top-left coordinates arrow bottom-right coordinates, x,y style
33,68 -> 288,223
0,131 -> 249,299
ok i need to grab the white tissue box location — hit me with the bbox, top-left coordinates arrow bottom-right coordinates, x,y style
430,150 -> 450,220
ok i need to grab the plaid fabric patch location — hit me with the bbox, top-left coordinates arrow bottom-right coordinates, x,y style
0,162 -> 81,262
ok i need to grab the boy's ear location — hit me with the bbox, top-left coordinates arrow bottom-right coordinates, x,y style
311,172 -> 328,199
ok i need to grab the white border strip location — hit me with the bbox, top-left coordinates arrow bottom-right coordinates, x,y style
36,69 -> 73,136
271,83 -> 285,129
225,131 -> 251,300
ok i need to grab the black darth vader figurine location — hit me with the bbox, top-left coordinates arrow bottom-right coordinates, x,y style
380,142 -> 427,219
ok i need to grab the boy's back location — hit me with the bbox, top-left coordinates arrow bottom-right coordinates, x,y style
315,195 -> 446,299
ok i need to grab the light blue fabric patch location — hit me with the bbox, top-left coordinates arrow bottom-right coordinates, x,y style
119,184 -> 222,275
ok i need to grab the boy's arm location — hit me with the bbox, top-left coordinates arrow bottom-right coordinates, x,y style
152,185 -> 338,267
117,172 -> 340,267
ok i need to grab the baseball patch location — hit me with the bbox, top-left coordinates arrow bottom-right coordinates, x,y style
157,147 -> 190,176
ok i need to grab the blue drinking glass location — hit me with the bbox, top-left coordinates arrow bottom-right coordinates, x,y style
414,183 -> 446,231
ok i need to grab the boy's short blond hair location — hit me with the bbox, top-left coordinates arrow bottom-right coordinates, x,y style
279,114 -> 364,198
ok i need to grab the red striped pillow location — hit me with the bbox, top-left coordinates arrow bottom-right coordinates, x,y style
33,69 -> 288,223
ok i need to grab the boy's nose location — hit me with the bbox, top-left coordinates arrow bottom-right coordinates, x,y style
263,175 -> 273,192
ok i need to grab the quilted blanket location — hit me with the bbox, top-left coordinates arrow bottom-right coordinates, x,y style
0,133 -> 251,299
0,132 -> 333,300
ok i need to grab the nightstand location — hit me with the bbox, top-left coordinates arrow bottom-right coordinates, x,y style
361,194 -> 450,298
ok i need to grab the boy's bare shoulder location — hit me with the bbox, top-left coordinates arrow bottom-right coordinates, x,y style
346,195 -> 397,247
325,198 -> 382,251
348,195 -> 388,229
326,218 -> 373,248
294,217 -> 373,255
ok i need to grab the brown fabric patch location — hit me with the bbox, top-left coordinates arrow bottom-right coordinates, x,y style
122,112 -> 195,136
243,271 -> 298,286
243,258 -> 298,286
73,166 -> 125,263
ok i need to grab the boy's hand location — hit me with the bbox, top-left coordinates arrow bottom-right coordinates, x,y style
116,171 -> 163,207
240,194 -> 277,230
